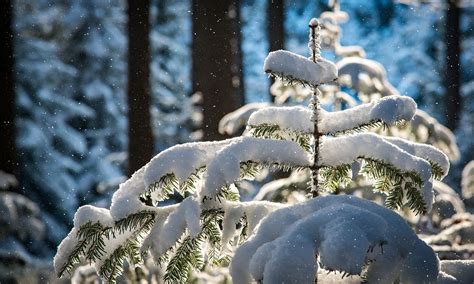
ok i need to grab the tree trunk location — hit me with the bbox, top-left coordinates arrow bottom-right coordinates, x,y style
127,0 -> 154,176
192,0 -> 245,141
444,0 -> 461,130
267,0 -> 285,101
0,0 -> 16,176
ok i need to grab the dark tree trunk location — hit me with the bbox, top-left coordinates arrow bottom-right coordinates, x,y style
127,0 -> 154,175
192,0 -> 245,141
0,0 -> 16,176
444,0 -> 461,130
267,0 -> 285,101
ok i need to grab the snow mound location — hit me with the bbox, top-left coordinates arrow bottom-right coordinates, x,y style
264,50 -> 337,86
230,195 -> 439,284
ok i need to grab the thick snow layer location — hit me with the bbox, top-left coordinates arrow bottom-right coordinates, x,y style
321,96 -> 416,134
248,106 -> 312,133
264,50 -> 337,86
110,140 -> 234,220
247,96 -> 416,135
53,228 -> 79,275
221,203 -> 245,250
230,195 -> 438,284
153,197 -> 201,257
319,133 -> 434,210
73,205 -> 114,228
110,167 -> 148,220
140,204 -> 177,259
384,136 -> 450,178
201,137 -> 311,199
144,139 -> 234,186
221,200 -> 284,250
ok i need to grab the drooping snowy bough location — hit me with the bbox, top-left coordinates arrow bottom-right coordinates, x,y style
230,195 -> 439,284
55,17 -> 450,283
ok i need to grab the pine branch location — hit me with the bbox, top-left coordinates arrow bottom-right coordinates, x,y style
164,234 -> 203,283
359,158 -> 426,214
331,120 -> 389,136
320,164 -> 352,192
98,237 -> 145,283
384,181 -> 403,209
114,211 -> 156,235
429,161 -> 445,180
96,211 -> 156,282
164,209 -> 224,283
57,222 -> 111,277
57,234 -> 90,277
266,71 -> 319,89
219,185 -> 241,202
248,124 -> 312,152
145,173 -> 179,202
144,167 -> 205,203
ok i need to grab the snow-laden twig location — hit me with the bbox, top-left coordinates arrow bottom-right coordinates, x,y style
264,50 -> 337,87
319,133 -> 435,210
201,137 -> 311,200
248,96 -> 416,135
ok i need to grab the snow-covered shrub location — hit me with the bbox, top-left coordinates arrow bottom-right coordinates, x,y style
54,18 -> 449,283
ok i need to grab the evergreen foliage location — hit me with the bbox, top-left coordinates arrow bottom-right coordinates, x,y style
54,12 -> 450,283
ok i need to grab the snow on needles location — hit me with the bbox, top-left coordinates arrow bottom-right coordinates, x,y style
264,50 -> 337,86
230,195 -> 439,284
247,95 -> 417,135
110,140 -> 234,219
201,137 -> 311,200
320,133 -> 435,210
54,206 -> 114,275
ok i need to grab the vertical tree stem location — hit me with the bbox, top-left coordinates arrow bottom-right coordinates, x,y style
309,19 -> 321,198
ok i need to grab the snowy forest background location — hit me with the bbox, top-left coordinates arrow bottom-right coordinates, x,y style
0,0 -> 473,282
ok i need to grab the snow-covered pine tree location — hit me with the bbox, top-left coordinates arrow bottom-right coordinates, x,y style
54,18 -> 450,283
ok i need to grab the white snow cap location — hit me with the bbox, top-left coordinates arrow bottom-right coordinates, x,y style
144,139 -> 233,187
153,197 -> 201,257
201,137 -> 311,199
264,50 -> 337,86
230,195 -> 439,284
384,136 -> 450,178
309,17 -> 319,27
248,96 -> 417,135
54,228 -> 79,275
319,133 -> 435,210
73,205 -> 114,228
